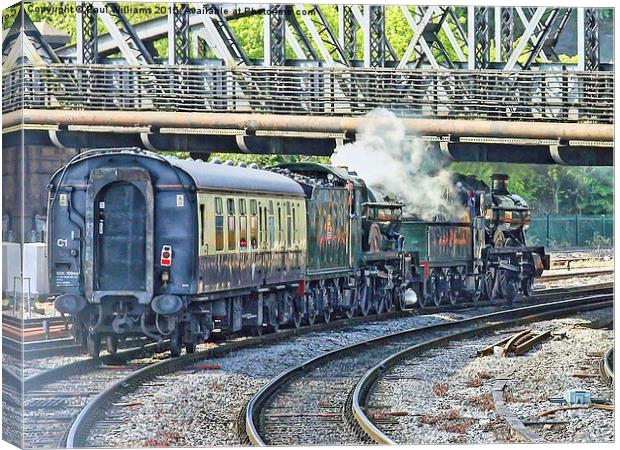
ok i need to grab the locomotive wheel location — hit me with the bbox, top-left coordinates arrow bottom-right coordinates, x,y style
472,275 -> 484,303
106,336 -> 118,354
345,306 -> 355,319
293,308 -> 303,329
396,287 -> 407,311
521,278 -> 533,297
383,289 -> 394,313
87,333 -> 101,358
185,342 -> 196,354
499,269 -> 517,304
430,270 -> 442,307
170,328 -> 182,357
374,290 -> 386,314
419,277 -> 433,309
485,271 -> 496,301
447,270 -> 459,306
358,282 -> 370,317
307,292 -> 318,326
323,308 -> 331,323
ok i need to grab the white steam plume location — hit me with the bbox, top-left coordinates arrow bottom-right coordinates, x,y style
331,109 -> 459,221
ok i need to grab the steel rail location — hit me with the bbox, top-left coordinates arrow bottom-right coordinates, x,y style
600,346 -> 614,386
539,269 -> 614,282
61,306 -> 417,448
4,109 -> 614,142
244,291 -> 612,446
352,294 -> 612,444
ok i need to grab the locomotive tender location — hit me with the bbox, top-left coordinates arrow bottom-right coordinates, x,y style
48,149 -> 414,357
48,148 -> 548,357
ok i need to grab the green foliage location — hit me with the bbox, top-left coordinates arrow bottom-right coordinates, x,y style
451,162 -> 613,215
229,15 -> 263,59
165,152 -> 329,168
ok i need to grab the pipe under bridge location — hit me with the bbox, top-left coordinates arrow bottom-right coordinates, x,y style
1,3 -> 614,165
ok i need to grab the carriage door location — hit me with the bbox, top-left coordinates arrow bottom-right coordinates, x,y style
95,182 -> 146,290
85,167 -> 154,305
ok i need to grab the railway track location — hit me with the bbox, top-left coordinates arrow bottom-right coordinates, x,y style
17,283 -> 609,448
243,291 -> 612,445
19,341 -> 174,448
539,269 -> 613,282
600,346 -> 614,386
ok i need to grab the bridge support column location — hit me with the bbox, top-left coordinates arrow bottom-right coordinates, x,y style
339,5 -> 357,60
264,4 -> 287,66
168,3 -> 190,64
76,2 -> 98,63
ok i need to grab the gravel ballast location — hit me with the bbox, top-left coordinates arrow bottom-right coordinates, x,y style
365,307 -> 613,444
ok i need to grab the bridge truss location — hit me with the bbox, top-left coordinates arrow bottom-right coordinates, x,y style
1,2 -> 614,165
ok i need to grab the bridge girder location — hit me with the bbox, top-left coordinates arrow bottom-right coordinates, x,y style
4,4 -> 610,70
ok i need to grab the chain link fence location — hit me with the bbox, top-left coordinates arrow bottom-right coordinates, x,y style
528,214 -> 613,250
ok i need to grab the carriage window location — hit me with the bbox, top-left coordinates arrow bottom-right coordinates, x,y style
292,205 -> 297,244
215,216 -> 224,251
286,202 -> 292,247
250,199 -> 258,249
268,215 -> 275,249
239,216 -> 247,250
258,206 -> 263,248
199,203 -> 206,247
239,198 -> 246,215
250,216 -> 258,249
228,215 -> 236,250
215,197 -> 223,214
227,198 -> 235,214
277,205 -> 282,247
268,200 -> 274,215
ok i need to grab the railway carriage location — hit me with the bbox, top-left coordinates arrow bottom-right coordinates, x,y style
49,149 -> 309,356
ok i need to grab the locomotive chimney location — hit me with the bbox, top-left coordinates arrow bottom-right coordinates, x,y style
491,174 -> 509,193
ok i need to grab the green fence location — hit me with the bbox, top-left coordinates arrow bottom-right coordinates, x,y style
528,214 -> 613,250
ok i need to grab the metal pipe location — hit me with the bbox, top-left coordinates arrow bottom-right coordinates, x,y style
4,109 -> 614,142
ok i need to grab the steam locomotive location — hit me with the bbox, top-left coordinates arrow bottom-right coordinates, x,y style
400,173 -> 549,307
47,148 -> 548,357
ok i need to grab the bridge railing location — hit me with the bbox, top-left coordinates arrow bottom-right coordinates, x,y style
2,64 -> 614,123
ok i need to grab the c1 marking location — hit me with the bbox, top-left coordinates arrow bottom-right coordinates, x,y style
57,238 -> 68,248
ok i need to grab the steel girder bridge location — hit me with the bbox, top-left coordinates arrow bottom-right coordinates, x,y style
2,2 -> 614,165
